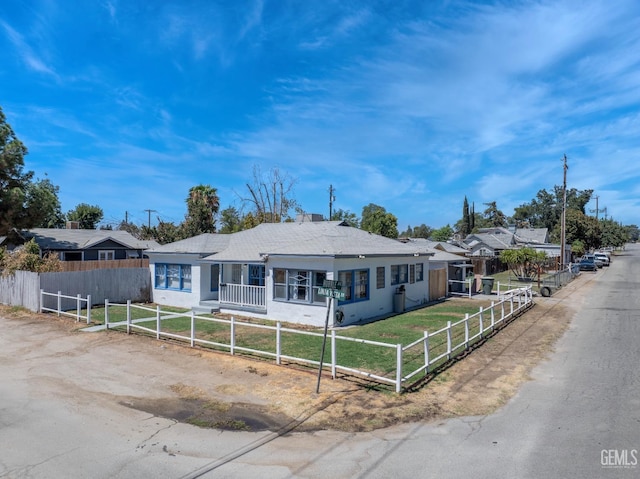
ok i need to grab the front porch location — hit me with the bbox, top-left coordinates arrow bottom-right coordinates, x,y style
219,283 -> 266,312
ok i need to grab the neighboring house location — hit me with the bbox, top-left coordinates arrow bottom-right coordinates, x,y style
146,221 -> 435,327
464,226 -> 570,270
11,228 -> 159,261
402,238 -> 473,297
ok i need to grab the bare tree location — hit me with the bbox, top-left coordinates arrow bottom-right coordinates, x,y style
241,165 -> 298,223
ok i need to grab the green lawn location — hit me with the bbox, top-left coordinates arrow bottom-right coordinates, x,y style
104,299 -> 500,381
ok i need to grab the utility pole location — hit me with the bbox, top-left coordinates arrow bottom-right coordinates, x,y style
328,184 -> 336,220
560,154 -> 568,269
590,195 -> 606,220
144,209 -> 157,229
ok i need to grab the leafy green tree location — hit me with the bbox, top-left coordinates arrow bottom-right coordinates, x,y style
25,177 -> 65,228
514,187 -> 593,232
600,219 -> 629,248
0,238 -> 61,275
182,184 -> 219,237
571,240 -> 585,258
554,209 -> 600,250
219,206 -> 243,233
360,203 -> 398,238
331,208 -> 360,227
431,224 -> 454,242
400,223 -> 433,239
0,106 -> 33,234
482,201 -> 507,227
500,247 -> 548,281
66,203 -> 104,229
624,225 -> 639,242
117,220 -> 141,238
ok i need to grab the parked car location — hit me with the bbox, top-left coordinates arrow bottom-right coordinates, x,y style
594,252 -> 610,266
578,258 -> 598,271
583,254 -> 602,268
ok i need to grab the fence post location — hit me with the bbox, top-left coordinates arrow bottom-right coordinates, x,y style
447,320 -> 452,360
76,294 -> 81,323
423,331 -> 430,375
230,316 -> 235,355
156,305 -> 161,340
464,313 -> 469,349
276,321 -> 281,365
396,344 -> 402,394
105,299 -> 109,330
510,296 -> 514,317
126,300 -> 131,334
57,291 -> 62,317
331,329 -> 337,379
86,295 -> 91,325
190,311 -> 195,347
468,279 -> 472,299
490,302 -> 495,331
501,300 -> 505,324
479,307 -> 484,337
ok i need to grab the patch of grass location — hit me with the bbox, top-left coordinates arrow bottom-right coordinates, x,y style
112,298 -> 519,384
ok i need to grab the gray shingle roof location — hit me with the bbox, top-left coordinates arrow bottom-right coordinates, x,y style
146,233 -> 231,254
202,221 -> 434,262
23,229 -> 159,250
514,227 -> 549,244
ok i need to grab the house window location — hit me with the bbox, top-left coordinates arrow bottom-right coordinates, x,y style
409,264 -> 415,284
273,269 -> 326,304
416,263 -> 424,282
338,269 -> 369,304
391,264 -> 408,285
376,266 -> 385,289
155,263 -> 191,291
99,250 -> 115,260
274,269 -> 287,300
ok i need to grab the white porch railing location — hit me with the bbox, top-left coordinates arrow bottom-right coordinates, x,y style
219,283 -> 266,309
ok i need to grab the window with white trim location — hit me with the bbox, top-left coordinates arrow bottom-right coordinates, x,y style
416,263 -> 424,281
273,269 -> 326,304
391,264 -> 408,285
98,250 -> 115,260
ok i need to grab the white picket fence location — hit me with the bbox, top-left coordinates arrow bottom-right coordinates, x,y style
40,290 -> 92,324
99,287 -> 533,393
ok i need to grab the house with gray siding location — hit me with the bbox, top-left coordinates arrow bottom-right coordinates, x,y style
10,228 -> 159,261
146,221 -> 435,327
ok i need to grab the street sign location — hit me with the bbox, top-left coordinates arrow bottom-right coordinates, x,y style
322,279 -> 342,290
318,287 -> 346,301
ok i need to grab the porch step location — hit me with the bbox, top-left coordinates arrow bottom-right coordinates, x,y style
193,302 -> 220,314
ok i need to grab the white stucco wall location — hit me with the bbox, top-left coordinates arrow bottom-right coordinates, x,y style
148,254 -> 203,309
236,255 -> 431,328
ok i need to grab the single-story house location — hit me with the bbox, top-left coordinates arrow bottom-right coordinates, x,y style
8,228 -> 159,261
463,226 -> 570,270
146,221 -> 435,327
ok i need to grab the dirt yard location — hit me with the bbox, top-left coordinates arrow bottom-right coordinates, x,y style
0,272 -> 595,434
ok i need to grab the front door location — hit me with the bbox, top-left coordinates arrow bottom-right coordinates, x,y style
210,264 -> 220,292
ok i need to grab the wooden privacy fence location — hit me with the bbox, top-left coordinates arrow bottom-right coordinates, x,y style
99,287 -> 533,393
57,259 -> 149,272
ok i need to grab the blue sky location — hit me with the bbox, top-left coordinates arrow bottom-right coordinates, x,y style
2,0 -> 639,230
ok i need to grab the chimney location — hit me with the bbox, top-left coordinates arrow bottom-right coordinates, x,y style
66,221 -> 80,229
